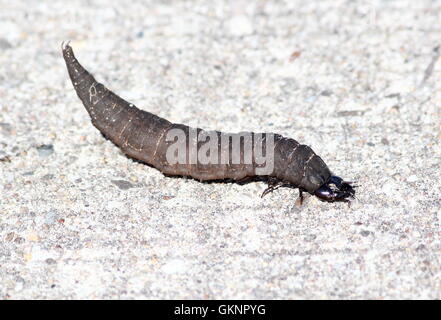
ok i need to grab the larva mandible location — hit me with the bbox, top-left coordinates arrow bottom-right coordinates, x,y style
62,42 -> 355,204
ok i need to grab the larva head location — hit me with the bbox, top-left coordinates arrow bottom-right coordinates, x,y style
314,176 -> 356,203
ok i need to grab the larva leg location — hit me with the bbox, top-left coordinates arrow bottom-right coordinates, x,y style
297,189 -> 305,206
261,177 -> 287,198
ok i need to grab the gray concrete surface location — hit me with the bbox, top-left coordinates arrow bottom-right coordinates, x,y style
0,0 -> 440,299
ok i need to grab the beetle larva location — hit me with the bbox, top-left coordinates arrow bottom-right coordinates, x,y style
62,42 -> 355,203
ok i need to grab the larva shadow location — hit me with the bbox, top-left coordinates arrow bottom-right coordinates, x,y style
62,42 -> 356,205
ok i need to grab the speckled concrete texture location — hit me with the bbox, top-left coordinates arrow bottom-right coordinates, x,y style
0,0 -> 440,299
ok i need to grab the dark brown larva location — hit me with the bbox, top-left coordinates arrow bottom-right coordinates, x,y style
62,43 -> 355,203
